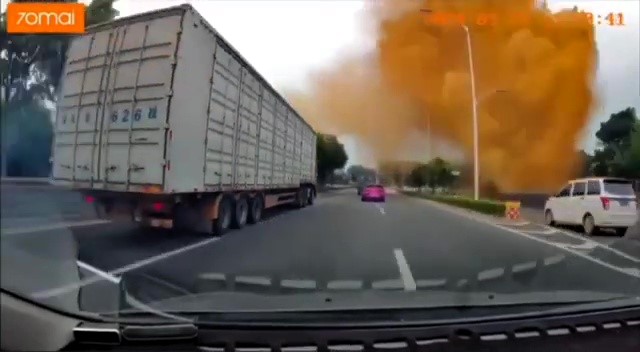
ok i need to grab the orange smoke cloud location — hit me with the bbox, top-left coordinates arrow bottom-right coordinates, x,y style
289,0 -> 598,192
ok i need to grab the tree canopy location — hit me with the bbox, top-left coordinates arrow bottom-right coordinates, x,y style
316,133 -> 348,184
405,157 -> 457,192
1,0 -> 119,176
589,107 -> 639,178
346,164 -> 376,182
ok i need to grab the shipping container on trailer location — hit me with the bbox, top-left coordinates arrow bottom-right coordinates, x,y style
51,4 -> 317,235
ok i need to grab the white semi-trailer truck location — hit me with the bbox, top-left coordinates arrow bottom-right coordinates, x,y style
51,4 -> 317,235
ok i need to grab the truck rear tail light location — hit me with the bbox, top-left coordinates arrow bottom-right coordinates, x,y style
152,202 -> 166,212
84,195 -> 95,204
600,197 -> 610,210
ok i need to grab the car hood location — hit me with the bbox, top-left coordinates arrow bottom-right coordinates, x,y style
133,289 -> 636,314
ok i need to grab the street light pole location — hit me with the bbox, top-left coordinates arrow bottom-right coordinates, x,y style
420,9 -> 480,200
462,25 -> 480,201
426,113 -> 432,160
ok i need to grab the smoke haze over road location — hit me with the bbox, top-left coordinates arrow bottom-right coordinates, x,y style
289,0 -> 598,192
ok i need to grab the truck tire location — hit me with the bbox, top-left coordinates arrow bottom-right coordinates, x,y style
248,195 -> 263,224
94,202 -> 109,220
296,188 -> 307,208
231,195 -> 248,229
307,187 -> 315,205
212,196 -> 232,236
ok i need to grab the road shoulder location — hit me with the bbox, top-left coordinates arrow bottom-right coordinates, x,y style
402,193 -> 640,279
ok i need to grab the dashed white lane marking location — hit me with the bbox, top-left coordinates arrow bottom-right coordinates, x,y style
375,204 -> 386,215
327,280 -> 363,290
77,260 -> 120,284
414,198 -> 640,279
522,228 -> 556,235
393,249 -> 417,291
565,241 -> 599,251
498,221 -> 530,226
477,267 -> 505,281
546,226 -> 640,263
2,219 -> 111,235
372,279 -> 404,290
234,276 -> 272,286
512,261 -> 537,273
281,279 -> 317,289
33,236 -> 221,299
416,279 -> 447,288
543,254 -> 566,266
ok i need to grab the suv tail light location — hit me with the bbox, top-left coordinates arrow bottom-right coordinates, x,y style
152,202 -> 167,212
600,196 -> 610,210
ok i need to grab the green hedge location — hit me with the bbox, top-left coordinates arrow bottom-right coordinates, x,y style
404,192 -> 506,216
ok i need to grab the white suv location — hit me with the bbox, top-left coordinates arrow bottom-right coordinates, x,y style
544,177 -> 638,236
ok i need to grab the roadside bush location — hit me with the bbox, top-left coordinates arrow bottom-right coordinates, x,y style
404,191 -> 506,216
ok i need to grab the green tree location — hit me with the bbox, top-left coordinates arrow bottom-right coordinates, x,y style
316,133 -> 348,184
426,157 -> 455,193
2,0 -> 119,105
1,0 -> 119,176
592,107 -> 639,178
595,107 -> 637,152
576,149 -> 593,177
407,163 -> 429,188
4,104 -> 54,177
347,164 -> 376,182
612,120 -> 640,177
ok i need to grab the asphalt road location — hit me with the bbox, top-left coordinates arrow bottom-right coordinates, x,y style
2,184 -> 640,313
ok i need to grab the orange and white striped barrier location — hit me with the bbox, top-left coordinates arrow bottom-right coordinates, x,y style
505,201 -> 521,220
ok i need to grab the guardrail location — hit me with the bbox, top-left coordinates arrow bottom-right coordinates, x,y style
496,193 -> 548,210
1,177 -> 51,185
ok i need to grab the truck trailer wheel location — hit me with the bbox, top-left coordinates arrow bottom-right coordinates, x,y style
212,196 -> 232,236
307,187 -> 315,206
94,202 -> 109,220
231,195 -> 248,229
296,188 -> 307,208
248,195 -> 263,224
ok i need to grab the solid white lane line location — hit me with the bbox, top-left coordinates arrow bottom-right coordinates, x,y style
33,236 -> 221,299
2,219 -> 111,235
393,249 -> 417,291
547,226 -> 640,263
77,260 -> 120,284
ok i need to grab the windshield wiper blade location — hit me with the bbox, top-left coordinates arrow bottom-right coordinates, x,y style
73,322 -> 198,345
122,323 -> 198,341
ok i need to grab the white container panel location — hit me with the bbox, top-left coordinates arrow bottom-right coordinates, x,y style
257,93 -> 275,187
235,69 -> 260,187
204,44 -> 242,187
53,13 -> 182,190
53,5 -> 316,193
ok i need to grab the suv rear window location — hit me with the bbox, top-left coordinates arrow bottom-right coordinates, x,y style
603,180 -> 635,196
366,185 -> 384,190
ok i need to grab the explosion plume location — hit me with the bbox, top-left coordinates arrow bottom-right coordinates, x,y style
289,0 -> 597,192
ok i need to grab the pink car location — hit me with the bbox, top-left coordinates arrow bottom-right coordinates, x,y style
361,184 -> 386,202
